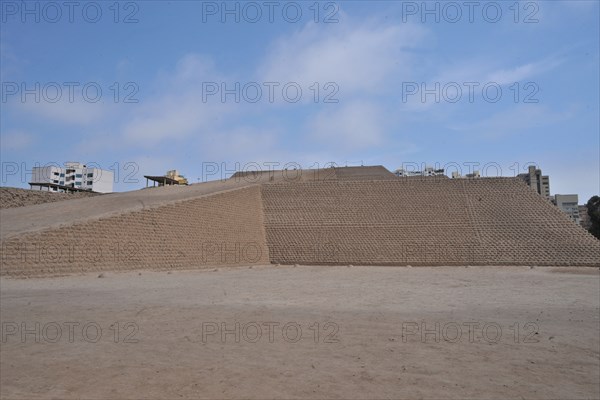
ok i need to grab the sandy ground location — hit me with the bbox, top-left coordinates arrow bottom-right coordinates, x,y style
1,265 -> 599,399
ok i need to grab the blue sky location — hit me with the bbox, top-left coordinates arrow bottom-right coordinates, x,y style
1,0 -> 598,201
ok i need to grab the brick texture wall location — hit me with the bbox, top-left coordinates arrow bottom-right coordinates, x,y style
261,178 -> 600,266
0,187 -> 98,209
1,186 -> 269,277
462,179 -> 600,265
3,176 -> 599,277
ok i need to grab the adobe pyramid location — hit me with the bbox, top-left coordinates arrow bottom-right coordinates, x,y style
1,166 -> 598,277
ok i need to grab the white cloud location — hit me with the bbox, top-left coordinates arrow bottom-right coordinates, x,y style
0,40 -> 22,81
485,58 -> 563,85
433,56 -> 563,87
200,126 -> 279,161
0,130 -> 33,150
450,104 -> 574,139
171,54 -> 217,85
15,97 -> 107,126
399,56 -> 564,111
307,101 -> 386,151
118,19 -> 429,152
122,95 -> 222,144
258,19 -> 428,99
254,18 -> 429,153
116,58 -> 134,78
121,54 -> 236,146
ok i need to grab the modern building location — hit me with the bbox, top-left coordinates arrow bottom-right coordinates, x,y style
30,162 -> 114,193
395,167 -> 445,177
553,194 -> 580,225
517,166 -> 550,199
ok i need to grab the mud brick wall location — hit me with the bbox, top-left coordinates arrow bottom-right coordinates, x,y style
262,178 -> 479,266
463,179 -> 600,266
0,186 -> 269,277
262,178 -> 600,266
332,165 -> 398,181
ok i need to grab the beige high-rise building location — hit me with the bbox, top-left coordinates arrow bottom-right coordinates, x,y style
553,194 -> 580,225
518,166 -> 550,199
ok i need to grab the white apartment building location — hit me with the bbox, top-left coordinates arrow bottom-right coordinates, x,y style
30,162 -> 114,193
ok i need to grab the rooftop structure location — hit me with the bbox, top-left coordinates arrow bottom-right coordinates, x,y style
144,170 -> 188,187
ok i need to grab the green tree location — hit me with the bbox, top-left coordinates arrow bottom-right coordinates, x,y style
585,196 -> 600,240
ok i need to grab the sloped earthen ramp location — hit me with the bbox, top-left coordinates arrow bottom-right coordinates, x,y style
0,181 -> 270,277
1,169 -> 599,276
